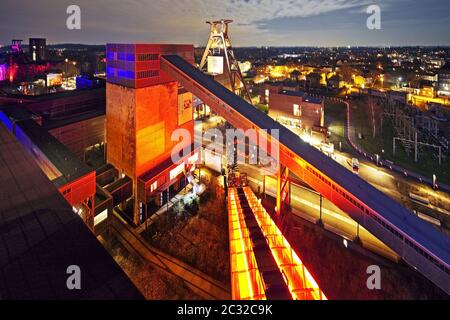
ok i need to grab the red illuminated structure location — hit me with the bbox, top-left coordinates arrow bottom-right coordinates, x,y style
0,109 -> 96,230
228,183 -> 326,300
159,54 -> 450,295
263,83 -> 325,131
6,40 -> 51,84
106,44 -> 198,225
0,89 -> 108,231
103,43 -> 450,294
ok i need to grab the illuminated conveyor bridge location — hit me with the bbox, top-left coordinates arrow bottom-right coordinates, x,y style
161,54 -> 450,295
228,184 -> 326,300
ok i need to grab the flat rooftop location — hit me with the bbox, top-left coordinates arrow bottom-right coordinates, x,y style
0,122 -> 142,299
278,90 -> 323,104
6,87 -> 105,103
0,107 -> 93,187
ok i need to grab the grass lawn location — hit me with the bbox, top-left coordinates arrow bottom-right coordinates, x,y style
141,176 -> 230,284
326,99 -> 450,186
325,100 -> 357,155
351,99 -> 450,186
255,103 -> 269,114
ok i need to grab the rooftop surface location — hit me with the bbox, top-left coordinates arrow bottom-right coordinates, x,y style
0,122 -> 142,299
278,89 -> 323,104
0,107 -> 93,187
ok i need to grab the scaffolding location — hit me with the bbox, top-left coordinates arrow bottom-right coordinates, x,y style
199,19 -> 253,103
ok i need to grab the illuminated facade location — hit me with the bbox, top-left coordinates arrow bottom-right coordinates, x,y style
0,64 -> 7,81
228,185 -> 326,300
29,38 -> 46,62
263,83 -> 325,132
106,44 -> 197,225
438,63 -> 450,97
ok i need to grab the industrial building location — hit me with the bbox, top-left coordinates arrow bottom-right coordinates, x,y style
0,121 -> 142,299
262,82 -> 325,133
0,88 -> 106,229
29,38 -> 46,62
106,44 -> 199,225
438,63 -> 450,97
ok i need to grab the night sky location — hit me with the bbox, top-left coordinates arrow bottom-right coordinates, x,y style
0,0 -> 449,46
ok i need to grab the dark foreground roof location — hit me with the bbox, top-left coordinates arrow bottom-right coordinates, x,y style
0,123 -> 142,299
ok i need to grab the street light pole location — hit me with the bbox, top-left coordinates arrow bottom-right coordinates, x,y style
319,194 -> 323,222
65,58 -> 68,87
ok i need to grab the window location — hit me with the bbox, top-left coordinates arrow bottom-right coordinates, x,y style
150,181 -> 158,193
137,70 -> 159,79
137,53 -> 159,61
293,104 -> 301,116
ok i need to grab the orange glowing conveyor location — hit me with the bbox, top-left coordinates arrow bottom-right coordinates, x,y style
228,186 -> 327,300
228,188 -> 267,300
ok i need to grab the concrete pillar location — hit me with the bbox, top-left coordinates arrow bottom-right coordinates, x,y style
133,180 -> 140,226
276,165 -> 290,216
262,174 -> 266,197
276,168 -> 282,216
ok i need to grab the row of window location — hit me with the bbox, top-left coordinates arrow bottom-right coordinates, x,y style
137,53 -> 159,61
106,52 -> 159,62
305,164 -> 449,275
137,70 -> 159,79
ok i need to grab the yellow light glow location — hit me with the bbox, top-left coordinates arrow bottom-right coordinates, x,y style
228,186 -> 327,300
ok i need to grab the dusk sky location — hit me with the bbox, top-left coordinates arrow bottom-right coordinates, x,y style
1,0 -> 449,47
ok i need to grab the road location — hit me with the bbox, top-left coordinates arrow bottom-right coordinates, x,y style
339,98 -> 450,223
237,163 -> 399,261
333,151 -> 450,218
196,111 -> 450,231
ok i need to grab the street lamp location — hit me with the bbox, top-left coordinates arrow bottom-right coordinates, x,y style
376,154 -> 379,166
433,174 -> 437,189
65,58 -> 69,87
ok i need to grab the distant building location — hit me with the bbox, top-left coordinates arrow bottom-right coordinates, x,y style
437,63 -> 450,97
305,72 -> 322,88
327,74 -> 342,90
266,84 -> 324,132
289,70 -> 301,82
76,74 -> 106,90
260,81 -> 299,104
29,38 -> 46,62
